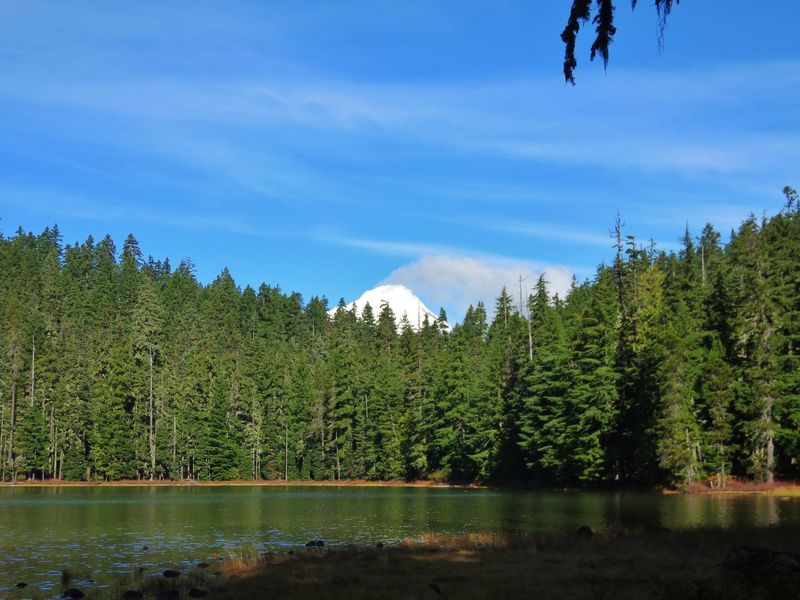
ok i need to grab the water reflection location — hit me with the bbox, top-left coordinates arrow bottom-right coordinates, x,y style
1,486 -> 799,594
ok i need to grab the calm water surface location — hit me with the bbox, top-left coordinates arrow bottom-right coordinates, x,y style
1,485 -> 800,595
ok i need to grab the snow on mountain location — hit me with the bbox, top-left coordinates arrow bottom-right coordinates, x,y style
329,284 -> 449,330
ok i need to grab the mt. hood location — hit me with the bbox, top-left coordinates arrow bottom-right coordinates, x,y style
330,284 -> 449,330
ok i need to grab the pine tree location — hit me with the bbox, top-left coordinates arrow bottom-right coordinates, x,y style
730,216 -> 779,483
132,274 -> 164,479
700,338 -> 735,486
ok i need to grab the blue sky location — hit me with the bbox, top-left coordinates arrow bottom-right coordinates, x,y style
1,1 -> 798,321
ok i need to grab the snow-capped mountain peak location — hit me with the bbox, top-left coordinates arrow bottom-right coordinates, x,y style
329,284 -> 449,330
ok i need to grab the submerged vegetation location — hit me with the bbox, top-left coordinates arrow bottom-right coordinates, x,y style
0,189 -> 798,487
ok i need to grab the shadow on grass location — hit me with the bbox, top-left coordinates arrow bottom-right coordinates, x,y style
116,528 -> 800,600
8,528 -> 800,599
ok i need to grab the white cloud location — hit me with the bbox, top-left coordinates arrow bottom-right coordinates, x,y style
384,255 -> 573,322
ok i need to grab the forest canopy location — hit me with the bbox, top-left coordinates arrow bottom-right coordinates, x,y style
1,189 -> 798,487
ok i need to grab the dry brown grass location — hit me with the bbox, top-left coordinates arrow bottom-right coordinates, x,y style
91,527 -> 800,600
680,477 -> 800,496
0,478 -> 460,488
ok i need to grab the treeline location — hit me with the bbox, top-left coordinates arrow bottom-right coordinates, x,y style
1,190 -> 799,486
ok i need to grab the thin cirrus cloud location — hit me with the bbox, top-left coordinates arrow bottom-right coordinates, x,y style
4,61 -> 799,179
0,187 -> 279,239
444,216 -> 613,247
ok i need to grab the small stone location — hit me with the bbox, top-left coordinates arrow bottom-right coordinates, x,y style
15,582 -> 27,589
376,542 -> 384,549
62,589 -> 86,599
122,591 -> 144,600
156,590 -> 179,600
162,569 -> 181,578
306,539 -> 325,548
142,545 -> 149,551
576,525 -> 594,538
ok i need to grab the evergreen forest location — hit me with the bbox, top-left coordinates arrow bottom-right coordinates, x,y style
1,190 -> 799,487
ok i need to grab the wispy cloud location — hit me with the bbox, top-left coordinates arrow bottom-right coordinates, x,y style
310,232 -> 455,258
445,216 -> 613,247
4,60 -> 799,179
0,187 -> 277,238
385,255 -> 574,321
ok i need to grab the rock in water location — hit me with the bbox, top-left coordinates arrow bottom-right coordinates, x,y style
62,589 -> 85,599
162,569 -> 181,578
576,525 -> 595,538
122,592 -> 144,600
305,539 -> 325,548
15,582 -> 27,589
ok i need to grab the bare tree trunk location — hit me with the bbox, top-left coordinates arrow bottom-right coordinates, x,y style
700,240 -> 706,287
320,428 -> 325,475
50,406 -> 55,479
8,379 -> 16,478
526,295 -> 533,361
29,334 -> 35,408
334,430 -> 341,481
0,395 -> 5,481
758,393 -> 776,484
766,418 -> 775,484
149,349 -> 155,480
172,415 -> 177,480
284,421 -> 289,481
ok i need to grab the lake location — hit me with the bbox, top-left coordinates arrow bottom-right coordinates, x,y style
2,485 -> 799,595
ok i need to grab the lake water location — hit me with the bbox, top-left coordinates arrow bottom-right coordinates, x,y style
1,485 -> 799,595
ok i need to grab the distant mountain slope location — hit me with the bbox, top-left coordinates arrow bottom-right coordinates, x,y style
329,284 -> 449,330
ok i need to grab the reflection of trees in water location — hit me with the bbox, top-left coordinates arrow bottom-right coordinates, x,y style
3,487 -> 800,592
754,495 -> 780,526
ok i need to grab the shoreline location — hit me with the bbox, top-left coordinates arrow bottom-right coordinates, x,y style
3,478 -> 800,496
0,478 -> 463,489
2,478 -> 799,497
